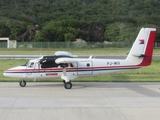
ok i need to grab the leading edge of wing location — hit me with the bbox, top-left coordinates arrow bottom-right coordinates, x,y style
55,58 -> 79,64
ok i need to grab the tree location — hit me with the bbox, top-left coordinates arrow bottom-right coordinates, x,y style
34,30 -> 45,42
64,33 -> 75,42
0,21 -> 10,37
0,0 -> 159,42
6,20 -> 26,39
104,22 -> 135,41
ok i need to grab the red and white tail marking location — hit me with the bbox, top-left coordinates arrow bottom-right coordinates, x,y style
126,28 -> 156,66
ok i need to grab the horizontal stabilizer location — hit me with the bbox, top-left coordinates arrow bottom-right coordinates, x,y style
132,54 -> 146,57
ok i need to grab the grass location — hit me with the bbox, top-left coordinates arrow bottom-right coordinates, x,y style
0,48 -> 160,55
0,48 -> 130,55
1,59 -> 160,82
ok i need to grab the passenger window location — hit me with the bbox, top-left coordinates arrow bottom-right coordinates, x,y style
70,63 -> 74,67
87,63 -> 90,67
67,63 -> 74,67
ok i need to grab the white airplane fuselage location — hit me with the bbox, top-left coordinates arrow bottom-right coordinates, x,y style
3,58 -> 140,79
3,28 -> 156,89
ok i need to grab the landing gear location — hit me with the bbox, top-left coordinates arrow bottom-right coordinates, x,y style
19,80 -> 26,87
63,80 -> 66,84
64,82 -> 72,89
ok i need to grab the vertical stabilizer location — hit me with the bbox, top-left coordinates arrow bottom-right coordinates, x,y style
126,28 -> 156,66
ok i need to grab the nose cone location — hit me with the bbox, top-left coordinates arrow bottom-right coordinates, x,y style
3,71 -> 6,76
3,66 -> 26,78
3,70 -> 6,76
3,72 -> 10,77
3,68 -> 12,77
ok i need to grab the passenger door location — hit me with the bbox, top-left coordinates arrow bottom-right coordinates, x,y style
77,61 -> 93,75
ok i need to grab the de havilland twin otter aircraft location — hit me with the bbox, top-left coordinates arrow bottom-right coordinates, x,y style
3,28 -> 156,89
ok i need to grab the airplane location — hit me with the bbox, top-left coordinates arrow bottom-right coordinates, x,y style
3,28 -> 156,89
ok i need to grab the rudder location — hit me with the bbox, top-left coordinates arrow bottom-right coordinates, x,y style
126,28 -> 156,66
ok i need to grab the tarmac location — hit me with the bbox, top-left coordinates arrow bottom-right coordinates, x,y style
0,82 -> 160,120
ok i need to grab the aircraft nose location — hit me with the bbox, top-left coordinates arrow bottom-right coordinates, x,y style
3,72 -> 6,76
3,70 -> 9,77
3,68 -> 14,77
3,66 -> 26,78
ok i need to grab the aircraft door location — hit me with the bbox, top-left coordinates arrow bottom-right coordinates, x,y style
77,61 -> 93,75
66,63 -> 78,76
26,62 -> 35,75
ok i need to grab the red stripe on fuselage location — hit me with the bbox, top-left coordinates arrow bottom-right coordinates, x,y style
4,65 -> 140,73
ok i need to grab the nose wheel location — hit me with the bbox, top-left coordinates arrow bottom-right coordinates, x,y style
64,82 -> 72,89
19,80 -> 26,87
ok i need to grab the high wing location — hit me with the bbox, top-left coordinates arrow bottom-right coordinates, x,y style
55,57 -> 92,66
55,57 -> 79,64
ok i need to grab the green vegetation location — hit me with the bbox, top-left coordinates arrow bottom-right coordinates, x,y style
0,47 -> 130,55
1,59 -> 160,82
0,0 -> 160,41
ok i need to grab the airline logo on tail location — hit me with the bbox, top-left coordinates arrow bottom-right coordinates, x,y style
139,39 -> 144,44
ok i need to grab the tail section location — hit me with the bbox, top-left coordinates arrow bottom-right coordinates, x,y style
126,28 -> 156,66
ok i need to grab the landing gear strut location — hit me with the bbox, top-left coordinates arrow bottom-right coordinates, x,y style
62,64 -> 73,89
63,80 -> 66,84
64,82 -> 72,89
19,80 -> 26,87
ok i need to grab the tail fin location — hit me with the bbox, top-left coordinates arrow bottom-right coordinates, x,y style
126,28 -> 156,66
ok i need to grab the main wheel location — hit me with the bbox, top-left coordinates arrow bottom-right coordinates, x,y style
64,82 -> 72,89
19,80 -> 26,87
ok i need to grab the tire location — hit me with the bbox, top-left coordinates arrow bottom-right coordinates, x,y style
64,82 -> 72,89
19,80 -> 26,87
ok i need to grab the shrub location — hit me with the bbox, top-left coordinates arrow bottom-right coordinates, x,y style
72,40 -> 87,48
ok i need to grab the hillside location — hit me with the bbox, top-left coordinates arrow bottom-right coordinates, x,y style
0,0 -> 160,42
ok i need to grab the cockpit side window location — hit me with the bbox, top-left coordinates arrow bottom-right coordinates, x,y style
28,62 -> 35,68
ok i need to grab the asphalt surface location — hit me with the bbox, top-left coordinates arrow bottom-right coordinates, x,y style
0,82 -> 160,120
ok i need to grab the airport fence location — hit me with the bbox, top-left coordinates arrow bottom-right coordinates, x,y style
0,41 -> 160,48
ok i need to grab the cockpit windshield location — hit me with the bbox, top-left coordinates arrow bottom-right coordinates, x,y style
22,62 -> 29,66
22,61 -> 35,68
